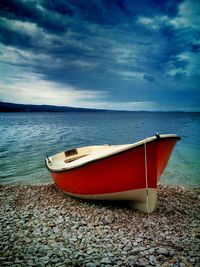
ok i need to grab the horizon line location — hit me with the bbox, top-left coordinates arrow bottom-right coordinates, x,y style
0,101 -> 199,113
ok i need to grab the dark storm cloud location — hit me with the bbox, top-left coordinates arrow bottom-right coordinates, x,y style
43,0 -> 74,16
0,0 -> 70,33
191,43 -> 200,53
68,0 -> 183,25
0,0 -> 183,32
173,58 -> 189,69
143,74 -> 155,82
0,18 -> 33,49
0,0 -> 200,110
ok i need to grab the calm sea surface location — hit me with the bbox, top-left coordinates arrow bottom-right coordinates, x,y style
0,112 -> 199,187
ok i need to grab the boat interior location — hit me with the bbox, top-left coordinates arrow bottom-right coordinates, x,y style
52,145 -> 115,164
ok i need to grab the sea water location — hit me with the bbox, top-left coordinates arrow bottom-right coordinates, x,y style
0,112 -> 199,187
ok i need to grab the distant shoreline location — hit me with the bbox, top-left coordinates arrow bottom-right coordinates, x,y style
0,101 -> 109,113
0,102 -> 199,113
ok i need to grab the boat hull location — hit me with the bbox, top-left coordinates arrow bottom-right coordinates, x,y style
47,136 -> 179,212
66,188 -> 158,213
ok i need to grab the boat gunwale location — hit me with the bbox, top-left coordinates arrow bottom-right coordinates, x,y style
45,134 -> 180,173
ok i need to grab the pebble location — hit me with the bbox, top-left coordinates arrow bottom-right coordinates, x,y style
86,262 -> 97,267
157,247 -> 169,256
0,184 -> 199,267
149,255 -> 157,265
125,255 -> 137,265
148,248 -> 156,254
100,257 -> 110,264
136,237 -> 143,243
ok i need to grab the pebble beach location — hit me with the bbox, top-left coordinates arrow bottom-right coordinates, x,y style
0,184 -> 199,267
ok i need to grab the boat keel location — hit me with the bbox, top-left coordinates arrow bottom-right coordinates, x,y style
64,188 -> 158,213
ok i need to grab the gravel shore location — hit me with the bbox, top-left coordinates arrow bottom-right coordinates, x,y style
0,184 -> 199,267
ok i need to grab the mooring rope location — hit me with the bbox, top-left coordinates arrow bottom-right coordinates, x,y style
144,139 -> 149,216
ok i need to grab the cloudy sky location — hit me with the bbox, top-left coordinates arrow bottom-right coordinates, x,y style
0,0 -> 200,111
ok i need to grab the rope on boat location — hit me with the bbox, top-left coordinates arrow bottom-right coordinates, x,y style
144,139 -> 149,216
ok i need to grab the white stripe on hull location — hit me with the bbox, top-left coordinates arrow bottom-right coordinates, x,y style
63,188 -> 157,213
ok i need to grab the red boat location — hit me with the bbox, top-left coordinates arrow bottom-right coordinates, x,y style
46,134 -> 180,213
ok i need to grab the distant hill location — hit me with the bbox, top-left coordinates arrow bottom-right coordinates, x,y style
0,102 -> 109,113
1,101 -> 195,113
